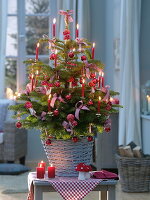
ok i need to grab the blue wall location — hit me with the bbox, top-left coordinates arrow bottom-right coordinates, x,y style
90,0 -> 114,88
90,0 -> 105,62
140,0 -> 150,86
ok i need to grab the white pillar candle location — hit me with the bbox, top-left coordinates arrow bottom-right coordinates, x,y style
147,95 -> 150,113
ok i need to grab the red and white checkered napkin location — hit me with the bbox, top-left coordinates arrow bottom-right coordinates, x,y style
48,177 -> 101,200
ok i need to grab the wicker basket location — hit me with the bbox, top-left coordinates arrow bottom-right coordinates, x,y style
116,154 -> 150,192
42,138 -> 94,177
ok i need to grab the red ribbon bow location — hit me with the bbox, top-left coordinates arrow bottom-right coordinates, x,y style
62,121 -> 73,134
101,85 -> 110,101
75,101 -> 90,120
59,10 -> 73,22
50,93 -> 66,108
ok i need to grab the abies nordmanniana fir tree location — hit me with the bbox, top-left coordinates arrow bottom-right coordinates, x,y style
10,10 -> 122,142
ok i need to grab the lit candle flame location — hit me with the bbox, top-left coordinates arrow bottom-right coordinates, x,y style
101,72 -> 104,77
6,88 -> 14,100
53,18 -> 56,24
82,79 -> 85,84
76,24 -> 79,29
55,49 -> 58,54
93,42 -> 95,48
99,71 -> 102,76
48,94 -> 51,100
110,97 -> 113,102
13,95 -> 17,101
37,43 -> 40,48
39,164 -> 42,167
73,48 -> 75,52
50,164 -> 53,167
99,96 -> 101,101
147,95 -> 150,99
36,70 -> 39,75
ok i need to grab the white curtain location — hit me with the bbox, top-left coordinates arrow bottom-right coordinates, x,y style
57,0 -> 90,40
77,0 -> 90,39
0,0 -> 8,98
119,0 -> 141,146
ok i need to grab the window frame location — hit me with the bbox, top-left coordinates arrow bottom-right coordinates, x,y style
6,0 -> 57,91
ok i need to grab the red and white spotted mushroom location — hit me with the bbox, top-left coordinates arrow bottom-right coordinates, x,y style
75,163 -> 92,180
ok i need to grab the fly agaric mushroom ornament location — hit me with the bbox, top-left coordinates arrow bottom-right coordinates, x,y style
75,163 -> 92,180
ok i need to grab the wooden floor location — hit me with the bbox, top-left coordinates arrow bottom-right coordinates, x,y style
0,182 -> 150,200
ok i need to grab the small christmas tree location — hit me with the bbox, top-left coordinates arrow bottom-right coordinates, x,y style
10,10 -> 121,141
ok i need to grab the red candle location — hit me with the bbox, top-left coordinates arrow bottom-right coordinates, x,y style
101,72 -> 104,87
48,94 -> 51,112
92,43 -> 95,59
98,96 -> 101,113
54,49 -> 57,68
98,71 -> 101,88
48,164 -> 55,178
82,79 -> 85,98
31,74 -> 34,91
36,164 -> 44,179
35,43 -> 40,60
38,161 -> 46,173
76,24 -> 79,38
53,18 -> 56,37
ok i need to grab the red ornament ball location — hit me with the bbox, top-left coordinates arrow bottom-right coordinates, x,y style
65,94 -> 72,100
41,81 -> 48,86
71,120 -> 78,126
72,81 -> 78,87
45,139 -> 51,145
47,83 -> 53,87
88,100 -> 93,105
50,53 -> 57,60
80,78 -> 83,84
63,29 -> 70,35
90,73 -> 96,79
107,101 -> 112,106
64,34 -> 71,40
113,98 -> 119,104
89,82 -> 95,87
106,104 -> 112,111
87,136 -> 93,142
92,78 -> 98,84
104,127 -> 111,133
81,55 -> 87,61
72,136 -> 79,143
25,101 -> 32,109
67,114 -> 75,122
54,81 -> 60,87
53,109 -> 59,116
68,52 -> 74,58
16,121 -> 22,128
